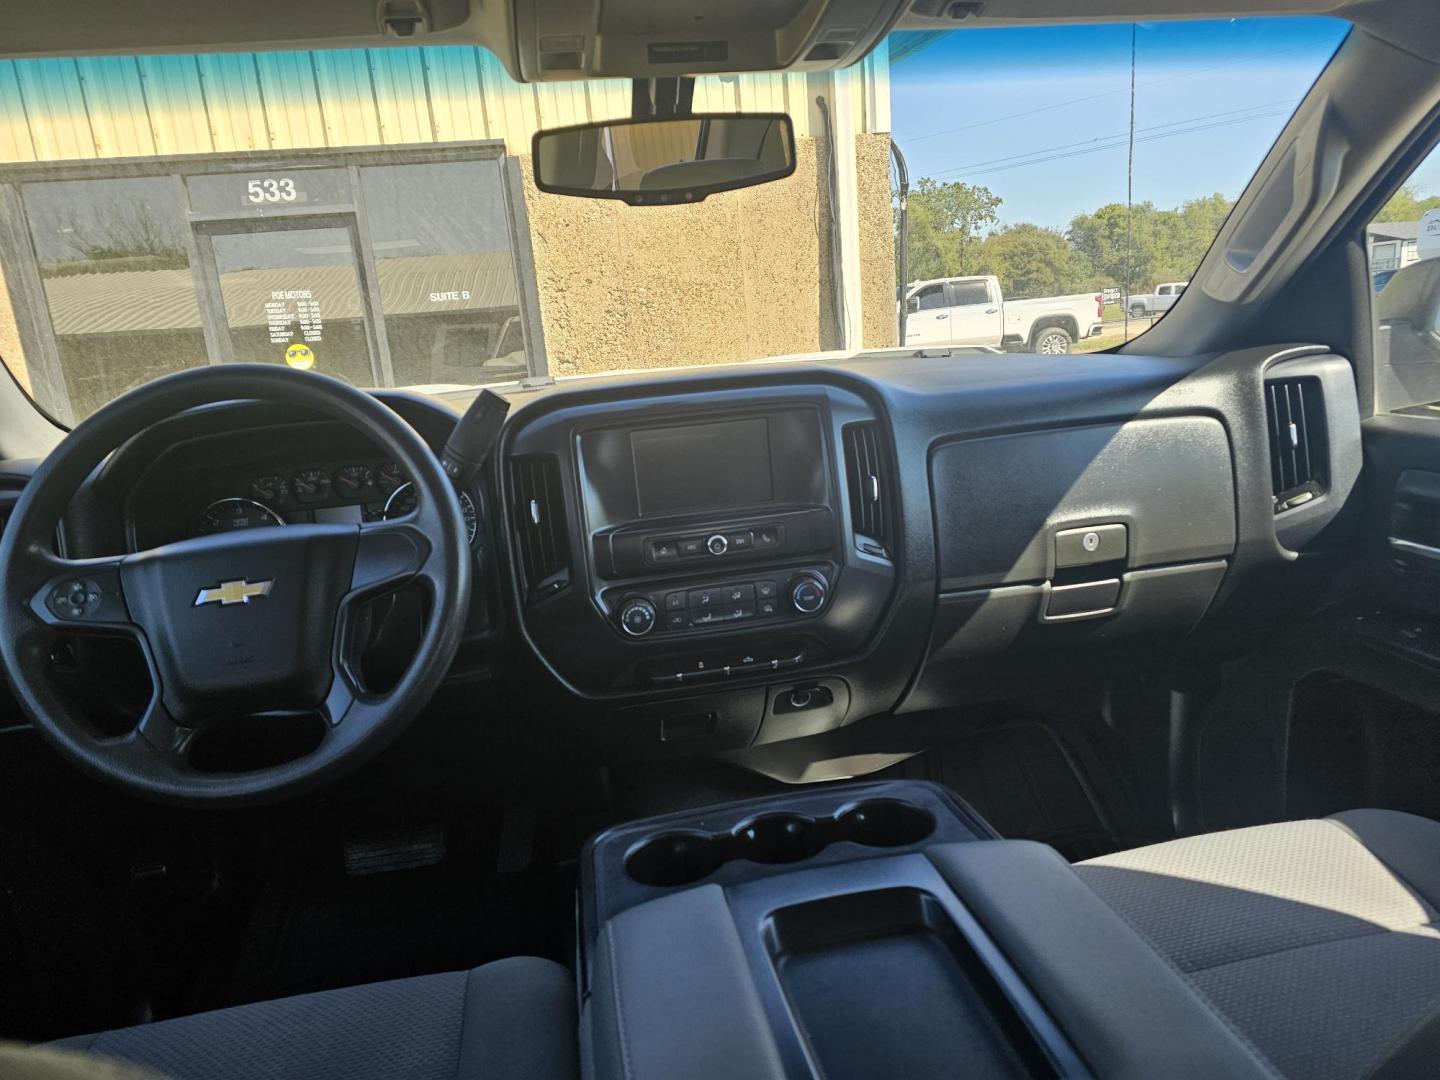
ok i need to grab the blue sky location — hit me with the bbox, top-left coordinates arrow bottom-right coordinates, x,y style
887,17 -> 1390,230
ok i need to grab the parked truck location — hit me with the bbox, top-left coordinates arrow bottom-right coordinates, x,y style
901,276 -> 1105,354
1126,280 -> 1189,317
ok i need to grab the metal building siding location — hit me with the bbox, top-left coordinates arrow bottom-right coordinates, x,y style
0,45 -> 872,163
77,57 -> 157,158
254,52 -> 328,149
196,54 -> 270,153
0,63 -> 37,162
136,55 -> 215,156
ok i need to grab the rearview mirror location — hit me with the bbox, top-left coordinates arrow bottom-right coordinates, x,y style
532,114 -> 796,206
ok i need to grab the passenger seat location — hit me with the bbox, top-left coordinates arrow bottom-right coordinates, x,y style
1075,810 -> 1440,1079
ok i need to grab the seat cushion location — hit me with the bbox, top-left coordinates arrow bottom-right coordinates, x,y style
1076,811 -> 1440,1080
56,957 -> 578,1080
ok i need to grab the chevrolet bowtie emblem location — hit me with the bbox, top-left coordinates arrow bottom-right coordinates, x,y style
194,578 -> 273,607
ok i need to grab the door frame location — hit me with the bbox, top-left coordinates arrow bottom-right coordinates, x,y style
190,212 -> 394,387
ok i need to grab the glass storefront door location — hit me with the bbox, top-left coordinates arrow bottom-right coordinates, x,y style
196,218 -> 387,389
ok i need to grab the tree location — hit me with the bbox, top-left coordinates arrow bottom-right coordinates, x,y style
975,224 -> 1096,298
1377,184 -> 1440,223
1068,193 -> 1234,292
903,178 -> 1001,282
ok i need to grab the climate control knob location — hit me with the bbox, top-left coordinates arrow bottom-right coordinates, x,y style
619,597 -> 658,637
790,574 -> 828,615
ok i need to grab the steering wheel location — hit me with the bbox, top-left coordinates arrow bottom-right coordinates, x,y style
0,365 -> 471,806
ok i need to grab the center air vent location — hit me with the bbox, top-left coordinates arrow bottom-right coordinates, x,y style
507,455 -> 570,599
1265,377 -> 1327,513
842,422 -> 893,558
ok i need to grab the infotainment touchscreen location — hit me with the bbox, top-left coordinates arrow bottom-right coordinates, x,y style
631,417 -> 775,515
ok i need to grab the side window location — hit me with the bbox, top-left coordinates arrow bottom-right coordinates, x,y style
951,281 -> 992,307
1175,284 -> 1187,296
914,284 -> 948,311
1158,285 -> 1172,296
1370,148 -> 1440,416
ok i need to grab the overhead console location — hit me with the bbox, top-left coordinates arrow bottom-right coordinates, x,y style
905,414 -> 1239,710
501,382 -> 897,746
513,0 -> 907,80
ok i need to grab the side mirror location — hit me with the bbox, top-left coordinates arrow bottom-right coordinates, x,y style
906,298 -> 920,314
532,114 -> 796,206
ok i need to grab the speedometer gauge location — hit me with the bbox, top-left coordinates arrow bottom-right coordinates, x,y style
195,498 -> 285,536
382,485 -> 478,545
459,491 -> 478,545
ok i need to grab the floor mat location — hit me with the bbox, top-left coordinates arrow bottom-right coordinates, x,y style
889,723 -> 1153,861
223,812 -> 569,1007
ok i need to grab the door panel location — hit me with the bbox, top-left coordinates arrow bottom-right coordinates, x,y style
946,279 -> 1003,346
904,282 -> 952,346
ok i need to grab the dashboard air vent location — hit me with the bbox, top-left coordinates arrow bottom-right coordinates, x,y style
1266,377 -> 1327,513
842,421 -> 893,558
507,455 -> 569,598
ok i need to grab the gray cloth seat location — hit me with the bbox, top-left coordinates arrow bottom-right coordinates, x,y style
54,956 -> 578,1080
1076,809 -> 1440,1080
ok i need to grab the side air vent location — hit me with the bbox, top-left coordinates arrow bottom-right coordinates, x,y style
842,421 -> 893,558
1266,377 -> 1328,513
507,455 -> 570,599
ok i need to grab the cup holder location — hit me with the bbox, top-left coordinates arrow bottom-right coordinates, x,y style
625,831 -> 723,888
735,813 -> 825,864
836,799 -> 936,848
624,798 -> 939,888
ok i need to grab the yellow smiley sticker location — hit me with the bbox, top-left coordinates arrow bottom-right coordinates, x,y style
284,343 -> 315,370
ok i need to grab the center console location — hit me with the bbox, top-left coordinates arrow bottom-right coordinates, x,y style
501,383 -> 897,751
577,782 -> 1281,1080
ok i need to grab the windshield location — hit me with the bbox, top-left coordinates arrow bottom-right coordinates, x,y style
0,17 -> 1347,423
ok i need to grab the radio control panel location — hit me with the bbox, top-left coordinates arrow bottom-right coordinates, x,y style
592,507 -> 832,579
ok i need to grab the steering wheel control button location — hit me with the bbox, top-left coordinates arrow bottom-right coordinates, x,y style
48,578 -> 103,620
791,575 -> 828,614
619,597 -> 658,637
705,533 -> 729,556
1055,523 -> 1127,568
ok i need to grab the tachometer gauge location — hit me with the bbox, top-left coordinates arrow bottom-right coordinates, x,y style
376,462 -> 404,496
250,474 -> 288,504
382,482 -> 417,520
291,467 -> 332,504
459,491 -> 478,545
334,464 -> 373,498
195,498 -> 285,536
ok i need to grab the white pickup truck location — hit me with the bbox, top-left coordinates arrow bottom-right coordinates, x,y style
1126,281 -> 1189,317
901,276 -> 1105,354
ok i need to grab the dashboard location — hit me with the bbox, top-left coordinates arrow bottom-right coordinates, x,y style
33,346 -> 1361,772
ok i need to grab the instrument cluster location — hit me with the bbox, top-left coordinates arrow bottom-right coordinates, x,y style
193,459 -> 477,544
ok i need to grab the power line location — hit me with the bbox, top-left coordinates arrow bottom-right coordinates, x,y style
892,34 -> 1340,146
935,107 -> 1292,180
923,99 -> 1295,179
